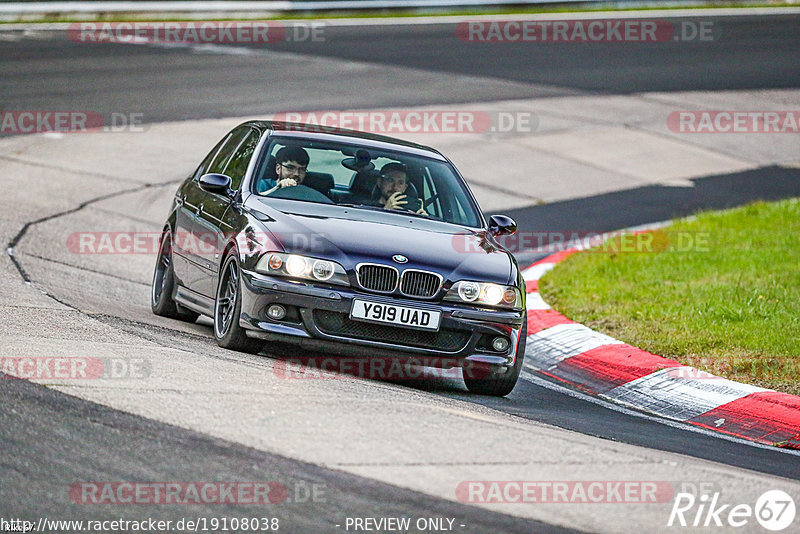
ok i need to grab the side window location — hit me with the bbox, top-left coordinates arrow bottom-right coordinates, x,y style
223,128 -> 260,190
207,127 -> 250,175
193,132 -> 233,180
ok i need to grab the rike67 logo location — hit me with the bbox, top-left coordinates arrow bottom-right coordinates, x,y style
668,490 -> 795,531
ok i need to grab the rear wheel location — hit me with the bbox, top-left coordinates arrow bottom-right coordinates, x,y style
214,253 -> 262,353
151,231 -> 199,322
463,317 -> 527,397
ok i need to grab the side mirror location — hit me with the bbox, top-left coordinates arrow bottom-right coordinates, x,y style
199,173 -> 233,196
488,215 -> 517,236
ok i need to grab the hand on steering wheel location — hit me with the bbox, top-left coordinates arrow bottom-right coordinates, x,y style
277,178 -> 297,188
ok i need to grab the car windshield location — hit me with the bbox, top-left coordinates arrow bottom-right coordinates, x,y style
251,136 -> 482,228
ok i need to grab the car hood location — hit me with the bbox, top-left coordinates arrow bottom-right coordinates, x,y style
247,197 -> 514,285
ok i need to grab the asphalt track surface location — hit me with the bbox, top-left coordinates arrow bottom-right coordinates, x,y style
2,13 -> 800,532
2,15 -> 800,123
1,375 -> 569,534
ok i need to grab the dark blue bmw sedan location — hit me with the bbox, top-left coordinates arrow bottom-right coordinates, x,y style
152,121 -> 526,396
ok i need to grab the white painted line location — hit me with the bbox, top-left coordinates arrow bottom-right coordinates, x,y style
519,370 -> 800,457
525,292 -> 551,310
603,367 -> 769,422
522,262 -> 555,282
526,323 -> 623,369
615,219 -> 677,234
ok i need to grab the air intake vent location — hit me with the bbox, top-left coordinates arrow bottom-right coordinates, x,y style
400,270 -> 442,298
314,311 -> 470,352
356,264 -> 398,293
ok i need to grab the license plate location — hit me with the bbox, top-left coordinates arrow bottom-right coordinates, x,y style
350,299 -> 441,331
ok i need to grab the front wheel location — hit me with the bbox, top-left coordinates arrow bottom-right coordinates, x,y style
463,316 -> 526,397
151,230 -> 199,322
214,253 -> 262,353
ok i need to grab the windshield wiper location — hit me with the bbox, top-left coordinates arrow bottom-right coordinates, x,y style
397,209 -> 431,220
337,203 -> 432,220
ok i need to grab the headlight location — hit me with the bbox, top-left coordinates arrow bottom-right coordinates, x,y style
312,260 -> 334,281
458,281 -> 480,302
482,283 -> 504,305
286,255 -> 307,277
255,253 -> 349,286
444,281 -> 522,309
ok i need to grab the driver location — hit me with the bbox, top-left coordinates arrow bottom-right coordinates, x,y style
261,146 -> 309,195
372,162 -> 427,215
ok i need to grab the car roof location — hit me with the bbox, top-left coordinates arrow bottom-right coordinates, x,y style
243,120 -> 449,161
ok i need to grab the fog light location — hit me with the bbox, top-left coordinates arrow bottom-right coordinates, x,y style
267,304 -> 287,320
492,336 -> 510,352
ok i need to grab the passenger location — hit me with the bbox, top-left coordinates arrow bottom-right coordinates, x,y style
372,162 -> 427,215
261,146 -> 309,195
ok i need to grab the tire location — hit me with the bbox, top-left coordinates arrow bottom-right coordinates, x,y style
463,316 -> 527,397
151,230 -> 200,322
214,252 -> 262,353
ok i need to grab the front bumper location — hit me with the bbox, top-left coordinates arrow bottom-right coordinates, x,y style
238,269 -> 525,368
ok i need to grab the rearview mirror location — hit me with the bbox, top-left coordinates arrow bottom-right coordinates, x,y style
488,215 -> 517,236
341,149 -> 374,171
199,173 -> 233,196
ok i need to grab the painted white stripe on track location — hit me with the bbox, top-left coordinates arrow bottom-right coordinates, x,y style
522,262 -> 555,282
603,367 -> 769,422
525,323 -> 623,369
519,370 -> 800,457
525,292 -> 550,311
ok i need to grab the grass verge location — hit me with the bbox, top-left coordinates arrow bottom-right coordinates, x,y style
539,198 -> 800,395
